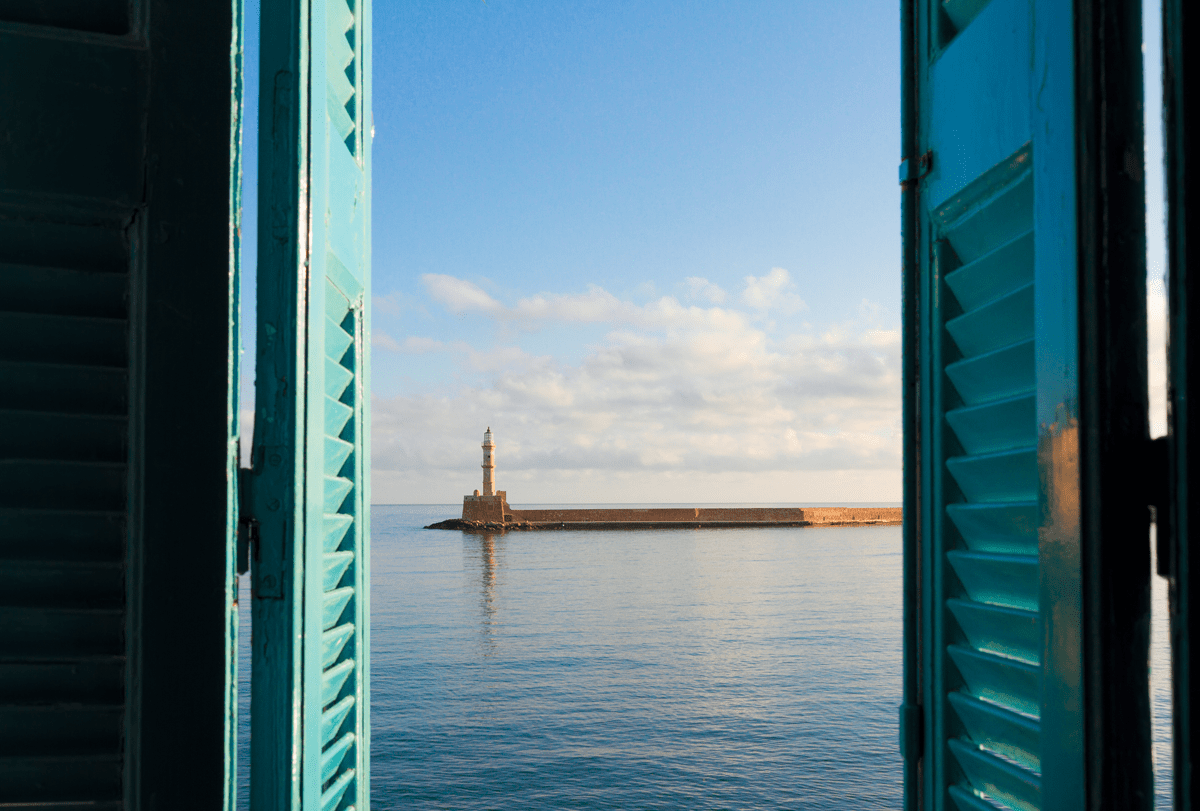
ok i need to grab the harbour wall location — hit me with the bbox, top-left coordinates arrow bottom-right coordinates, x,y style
459,496 -> 900,527
506,506 -> 900,526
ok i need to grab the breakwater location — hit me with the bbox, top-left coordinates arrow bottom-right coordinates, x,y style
427,506 -> 901,531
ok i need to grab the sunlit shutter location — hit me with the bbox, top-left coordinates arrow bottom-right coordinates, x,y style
933,149 -> 1040,811
903,0 -> 1149,808
253,0 -> 370,807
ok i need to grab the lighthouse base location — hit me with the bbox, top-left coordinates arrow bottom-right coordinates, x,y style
462,491 -> 509,522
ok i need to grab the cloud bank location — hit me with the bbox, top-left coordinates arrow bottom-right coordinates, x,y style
372,269 -> 902,503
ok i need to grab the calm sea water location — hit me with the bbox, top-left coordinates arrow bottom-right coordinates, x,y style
238,505 -> 1174,809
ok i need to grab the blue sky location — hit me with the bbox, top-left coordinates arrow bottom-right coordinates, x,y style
241,1 -> 1165,504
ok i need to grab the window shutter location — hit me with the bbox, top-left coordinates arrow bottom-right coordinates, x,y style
0,3 -> 240,808
1163,0 -> 1199,804
252,0 -> 371,808
903,0 -> 1150,808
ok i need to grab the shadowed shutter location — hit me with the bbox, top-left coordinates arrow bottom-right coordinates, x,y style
0,3 -> 240,808
903,0 -> 1149,808
252,0 -> 371,808
1163,0 -> 1200,804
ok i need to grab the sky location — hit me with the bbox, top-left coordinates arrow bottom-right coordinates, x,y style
240,1 -> 1166,505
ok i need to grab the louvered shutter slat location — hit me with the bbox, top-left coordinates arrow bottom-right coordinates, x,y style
945,449 -> 1038,503
944,285 -> 1034,357
0,312 -> 127,367
325,436 -> 354,476
321,696 -> 354,744
321,732 -> 355,782
944,341 -> 1035,406
946,552 -> 1038,610
324,587 -> 354,629
325,399 -> 354,438
947,692 -> 1040,773
320,768 -> 355,811
326,357 -> 354,399
0,361 -> 127,415
326,318 -> 354,361
946,599 -> 1039,664
945,395 -> 1035,455
941,0 -> 992,31
945,503 -> 1038,554
324,514 -> 354,553
948,646 -> 1040,717
947,784 -> 1008,811
328,69 -> 355,111
947,739 -> 1042,811
323,551 -> 353,590
0,754 -> 122,804
942,231 -> 1034,310
322,625 -> 354,668
0,254 -> 129,807
321,660 -> 354,707
323,476 -> 353,514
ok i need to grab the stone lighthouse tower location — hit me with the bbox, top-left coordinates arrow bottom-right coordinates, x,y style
481,427 -> 496,496
462,428 -> 508,522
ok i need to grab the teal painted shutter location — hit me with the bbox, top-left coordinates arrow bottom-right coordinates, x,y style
903,0 -> 1150,808
0,3 -> 241,808
0,10 -> 139,801
253,0 -> 371,807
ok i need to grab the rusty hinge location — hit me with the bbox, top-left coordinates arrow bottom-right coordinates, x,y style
900,150 -> 933,188
899,702 -> 924,763
237,466 -> 258,576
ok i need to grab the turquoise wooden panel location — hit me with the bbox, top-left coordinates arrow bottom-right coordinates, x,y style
254,0 -> 370,807
907,2 -> 1043,806
907,0 -> 1152,807
924,0 -> 1030,210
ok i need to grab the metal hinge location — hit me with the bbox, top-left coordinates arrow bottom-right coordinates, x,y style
899,702 -> 924,762
237,466 -> 258,576
1145,436 -> 1171,578
899,150 -> 933,188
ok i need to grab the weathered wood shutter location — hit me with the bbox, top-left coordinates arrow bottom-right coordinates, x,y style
902,0 -> 1150,808
252,0 -> 371,807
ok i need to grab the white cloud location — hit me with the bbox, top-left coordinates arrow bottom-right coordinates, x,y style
374,332 -> 444,354
683,276 -> 727,304
422,274 -> 503,314
373,275 -> 899,503
740,267 -> 807,314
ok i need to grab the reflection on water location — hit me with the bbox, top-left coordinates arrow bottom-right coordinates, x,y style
470,532 -> 502,655
233,507 -> 1178,810
371,505 -> 906,810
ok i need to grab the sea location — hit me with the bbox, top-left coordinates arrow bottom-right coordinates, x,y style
237,504 -> 1175,809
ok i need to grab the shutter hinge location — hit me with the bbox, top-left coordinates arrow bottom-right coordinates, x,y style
899,702 -> 924,762
1145,436 -> 1172,578
237,466 -> 258,576
899,150 -> 933,188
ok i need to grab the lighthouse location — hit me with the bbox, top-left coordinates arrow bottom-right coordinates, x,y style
461,428 -> 509,522
481,427 -> 496,496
